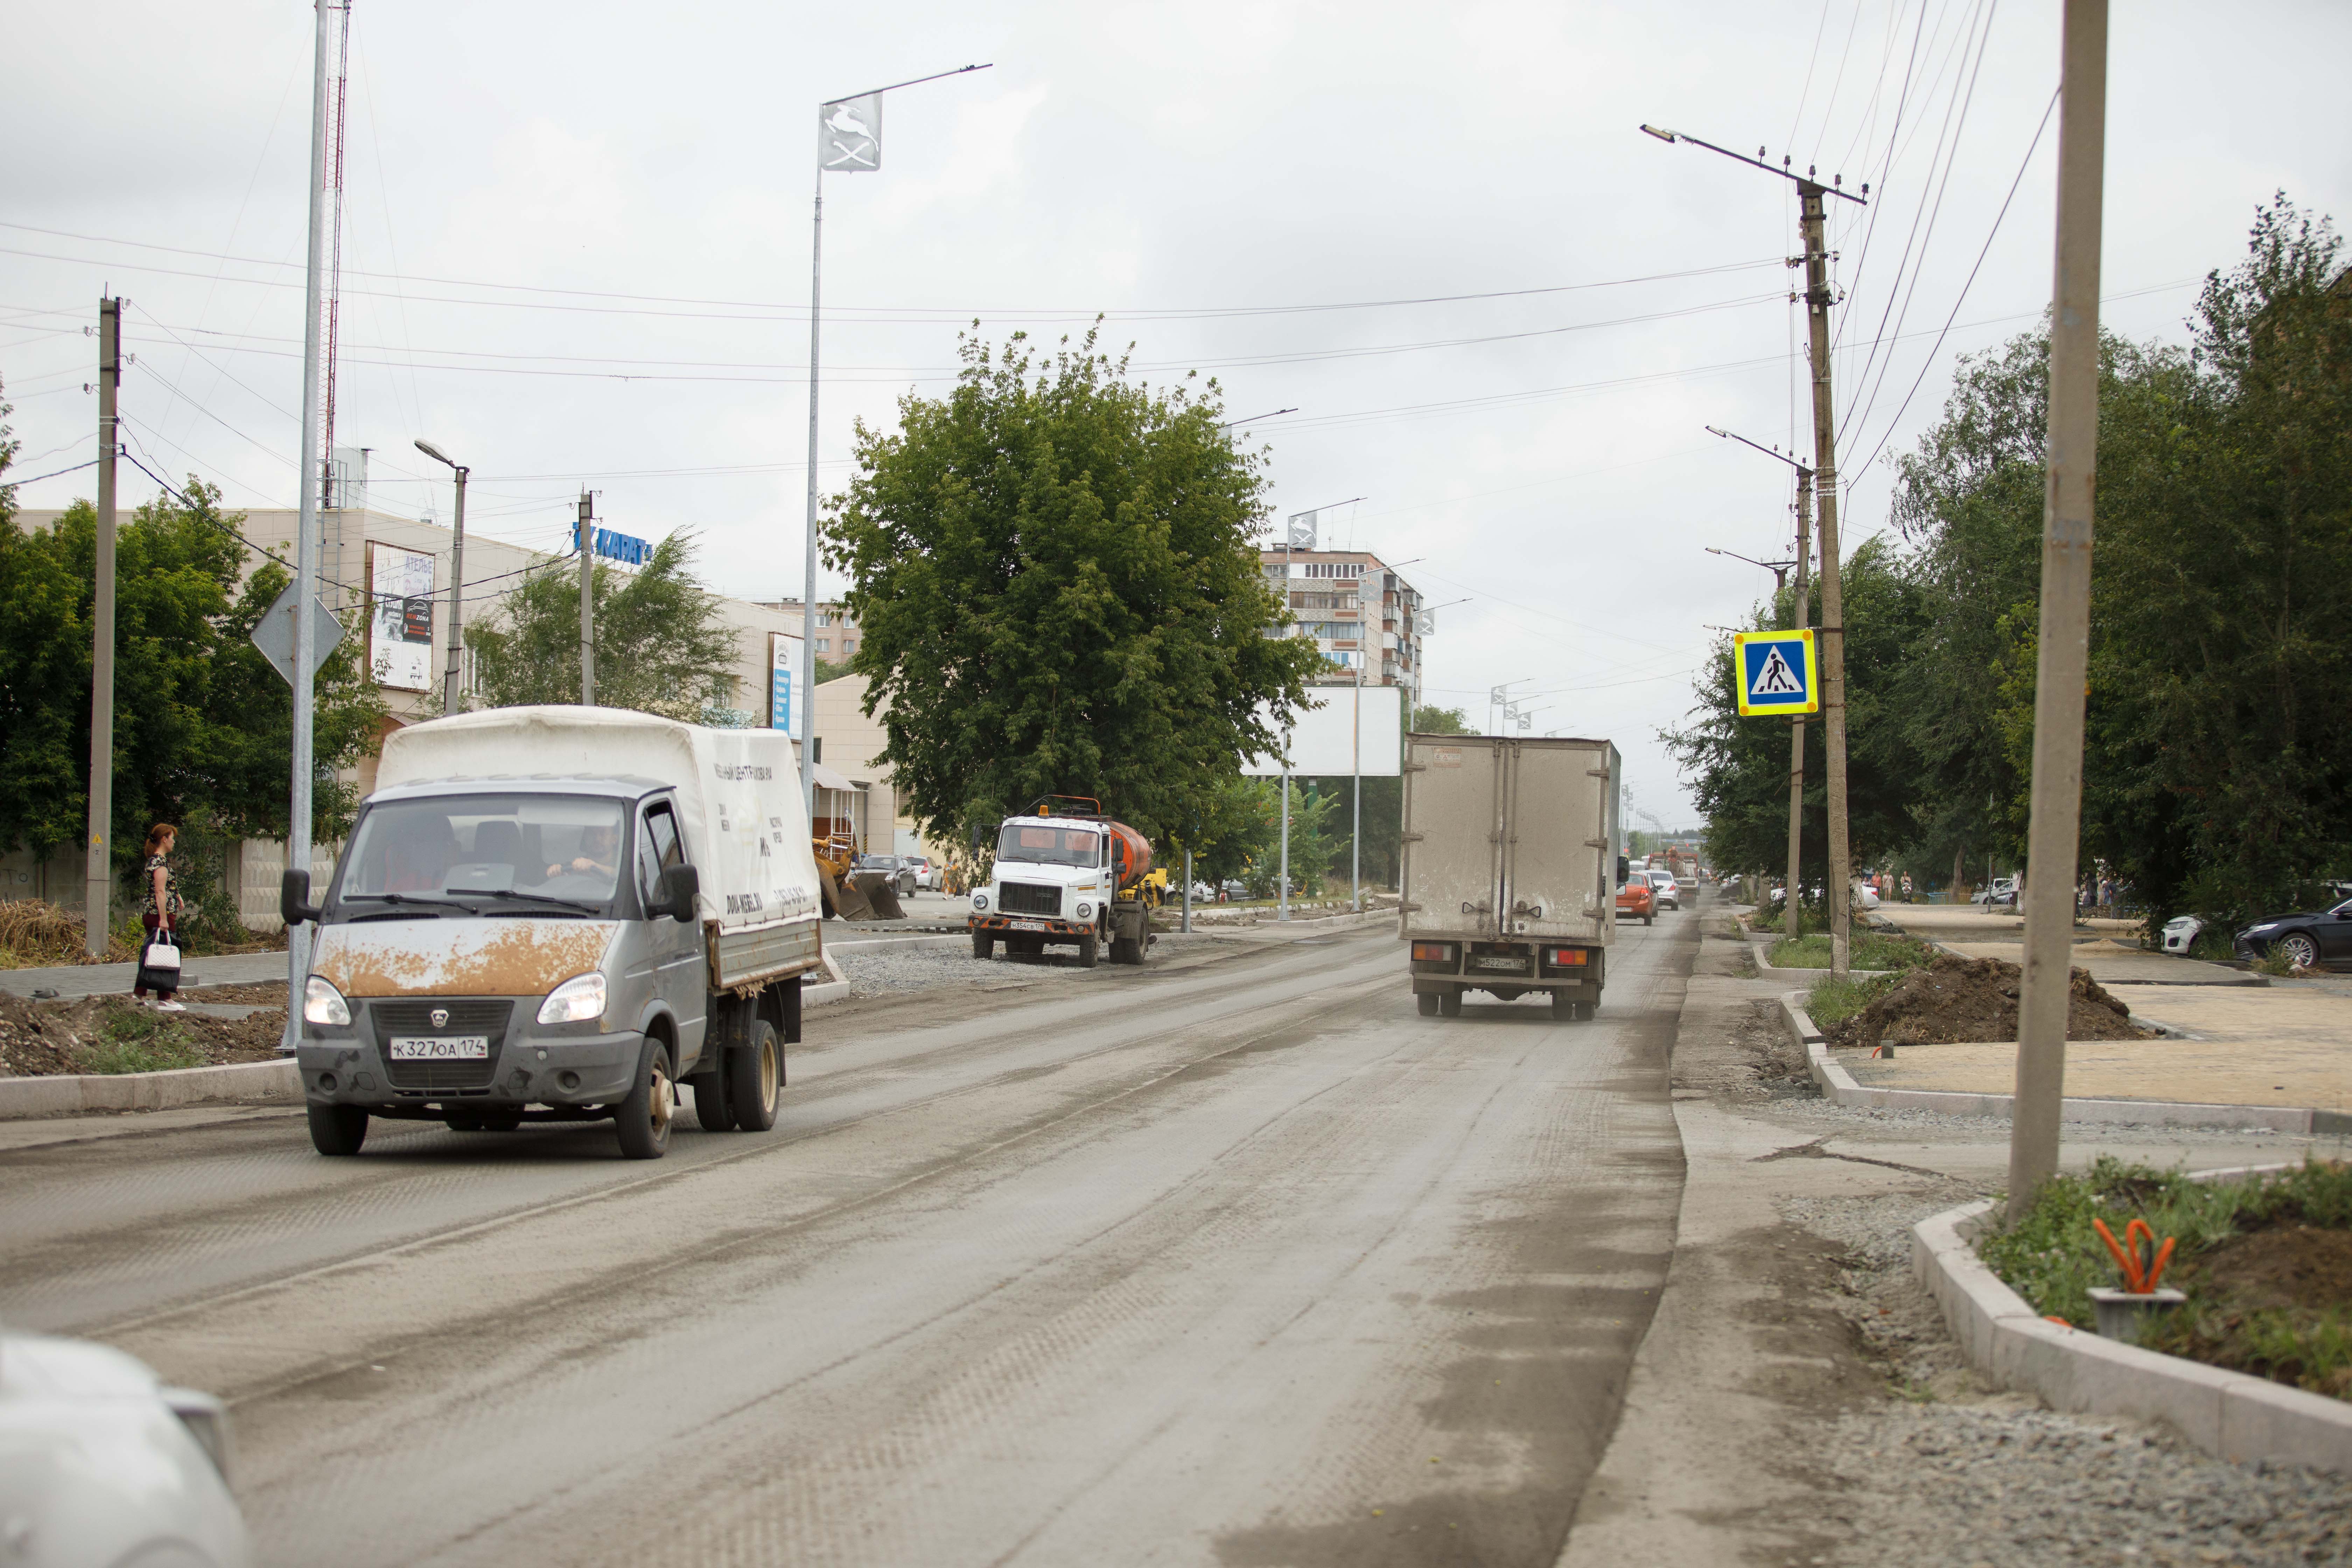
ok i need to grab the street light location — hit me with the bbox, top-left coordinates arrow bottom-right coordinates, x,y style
1705,545 -> 1798,590
414,438 -> 468,716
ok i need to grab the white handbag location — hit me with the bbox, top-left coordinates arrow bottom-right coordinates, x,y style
144,938 -> 183,975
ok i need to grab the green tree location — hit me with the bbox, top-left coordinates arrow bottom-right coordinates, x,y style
821,327 -> 1324,846
0,466 -> 384,871
1412,703 -> 1474,735
465,531 -> 737,719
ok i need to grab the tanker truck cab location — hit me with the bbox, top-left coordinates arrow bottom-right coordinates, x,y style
286,707 -> 825,1161
968,798 -> 1154,967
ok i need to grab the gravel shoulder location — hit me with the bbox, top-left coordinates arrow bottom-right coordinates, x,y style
1559,902 -> 2352,1568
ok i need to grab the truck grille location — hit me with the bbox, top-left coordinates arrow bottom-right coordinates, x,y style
372,1000 -> 514,1091
996,881 -> 1061,917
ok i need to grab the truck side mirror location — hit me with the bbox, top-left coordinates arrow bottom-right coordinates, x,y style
1616,855 -> 1630,888
281,869 -> 321,927
658,863 -> 699,923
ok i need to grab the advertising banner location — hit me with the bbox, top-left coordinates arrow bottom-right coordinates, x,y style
367,542 -> 438,692
1239,684 -> 1404,776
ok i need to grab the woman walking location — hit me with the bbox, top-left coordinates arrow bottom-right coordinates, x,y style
134,823 -> 186,1011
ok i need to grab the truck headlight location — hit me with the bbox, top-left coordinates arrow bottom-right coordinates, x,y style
972,891 -> 989,911
303,975 -> 351,1027
1075,901 -> 1092,920
537,972 -> 608,1025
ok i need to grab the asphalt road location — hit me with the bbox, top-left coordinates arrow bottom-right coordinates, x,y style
2,909 -> 1701,1567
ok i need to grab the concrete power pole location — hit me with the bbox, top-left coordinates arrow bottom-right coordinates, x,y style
1797,183 -> 1856,978
442,463 -> 467,714
577,491 -> 595,706
1784,463 -> 1813,946
83,297 -> 120,955
2008,0 -> 2109,1219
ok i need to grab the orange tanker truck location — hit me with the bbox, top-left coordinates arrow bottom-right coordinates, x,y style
965,796 -> 1157,966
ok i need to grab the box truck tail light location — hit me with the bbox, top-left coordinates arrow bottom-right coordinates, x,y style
1412,943 -> 1456,962
1547,948 -> 1589,966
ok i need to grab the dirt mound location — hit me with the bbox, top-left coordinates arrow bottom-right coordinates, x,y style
0,989 -> 288,1077
1827,953 -> 2147,1050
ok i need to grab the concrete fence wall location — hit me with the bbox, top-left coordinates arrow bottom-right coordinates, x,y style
0,838 -> 340,932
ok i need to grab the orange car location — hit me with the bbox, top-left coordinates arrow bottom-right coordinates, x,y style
1616,874 -> 1655,926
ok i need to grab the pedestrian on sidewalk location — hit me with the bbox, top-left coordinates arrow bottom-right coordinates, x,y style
133,823 -> 186,1011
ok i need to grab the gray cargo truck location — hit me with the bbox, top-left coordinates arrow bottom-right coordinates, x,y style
1399,733 -> 1624,1020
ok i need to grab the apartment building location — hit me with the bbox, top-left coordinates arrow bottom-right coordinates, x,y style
763,600 -> 861,660
1257,547 -> 1427,704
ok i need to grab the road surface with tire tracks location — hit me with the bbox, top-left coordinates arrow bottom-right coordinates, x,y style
0,906 -> 1700,1567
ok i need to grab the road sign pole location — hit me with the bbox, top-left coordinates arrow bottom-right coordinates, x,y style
2008,0 -> 2108,1222
1785,465 -> 1813,945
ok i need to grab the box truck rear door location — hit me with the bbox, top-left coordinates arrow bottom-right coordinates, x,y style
1405,739 -> 1502,933
1502,742 -> 1609,941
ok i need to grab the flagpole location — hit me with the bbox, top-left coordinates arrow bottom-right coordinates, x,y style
800,164 -> 822,828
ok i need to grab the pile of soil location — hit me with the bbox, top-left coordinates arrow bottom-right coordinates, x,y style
0,988 -> 288,1077
1827,953 -> 2148,1051
2153,1221 -> 2352,1399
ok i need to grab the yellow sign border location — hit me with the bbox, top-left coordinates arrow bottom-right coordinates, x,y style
1732,628 -> 1819,716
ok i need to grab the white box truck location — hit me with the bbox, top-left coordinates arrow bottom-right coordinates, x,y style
1399,734 -> 1623,1020
283,706 -> 826,1159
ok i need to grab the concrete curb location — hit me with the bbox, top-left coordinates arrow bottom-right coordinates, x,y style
0,1058 -> 298,1119
1777,990 -> 2347,1135
1911,1181 -> 2352,1475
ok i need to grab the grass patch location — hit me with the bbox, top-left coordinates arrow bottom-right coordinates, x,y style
1768,930 -> 1936,971
76,1006 -> 208,1075
1802,970 -> 1899,1029
1980,1155 -> 2352,1400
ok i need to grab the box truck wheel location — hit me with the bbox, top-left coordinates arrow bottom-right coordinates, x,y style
1077,931 -> 1099,967
307,1102 -> 369,1156
614,1037 -> 675,1160
1437,988 -> 1463,1018
727,1020 -> 781,1133
973,930 -> 995,960
1417,991 -> 1439,1017
689,1064 -> 734,1132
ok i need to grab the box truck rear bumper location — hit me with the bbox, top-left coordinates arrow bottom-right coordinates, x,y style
1407,938 -> 1606,999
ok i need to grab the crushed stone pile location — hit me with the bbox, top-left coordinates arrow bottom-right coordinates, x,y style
1829,952 -> 2147,1051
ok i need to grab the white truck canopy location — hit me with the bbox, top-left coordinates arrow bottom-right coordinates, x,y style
375,706 -> 821,934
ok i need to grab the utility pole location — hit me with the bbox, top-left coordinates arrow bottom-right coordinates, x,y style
83,297 -> 120,955
1798,182 -> 1856,978
2008,0 -> 2109,1219
1647,125 -> 1865,972
415,438 -> 467,715
1786,464 -> 1813,945
282,0 -> 337,1052
577,491 -> 596,705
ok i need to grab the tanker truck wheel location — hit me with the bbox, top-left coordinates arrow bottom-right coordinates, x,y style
1110,935 -> 1142,965
1416,991 -> 1438,1017
1077,931 -> 1100,967
972,930 -> 995,960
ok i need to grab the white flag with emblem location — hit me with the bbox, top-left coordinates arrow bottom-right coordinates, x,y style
1287,510 -> 1317,550
820,95 -> 882,172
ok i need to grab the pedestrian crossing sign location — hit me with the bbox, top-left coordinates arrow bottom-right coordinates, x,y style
1733,629 -> 1818,716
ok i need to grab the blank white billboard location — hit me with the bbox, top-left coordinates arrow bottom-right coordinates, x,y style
1239,684 -> 1404,776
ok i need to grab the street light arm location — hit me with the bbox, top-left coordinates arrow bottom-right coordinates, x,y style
414,438 -> 455,468
1706,425 -> 1810,475
825,63 -> 993,107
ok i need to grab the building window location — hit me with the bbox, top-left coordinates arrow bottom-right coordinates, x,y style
842,639 -> 856,655
817,638 -> 831,652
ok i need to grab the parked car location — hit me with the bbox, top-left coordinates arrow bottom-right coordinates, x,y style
1974,877 -> 2019,909
1646,869 -> 1679,911
1853,880 -> 1881,911
855,853 -> 918,899
0,1329 -> 249,1568
1616,873 -> 1655,926
2234,896 -> 2352,970
2159,913 -> 2205,955
910,856 -> 943,892
1219,878 -> 1247,902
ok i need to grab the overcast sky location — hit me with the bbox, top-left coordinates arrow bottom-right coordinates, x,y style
6,0 -> 2348,824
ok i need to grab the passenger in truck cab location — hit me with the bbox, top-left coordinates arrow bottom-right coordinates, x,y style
549,824 -> 621,885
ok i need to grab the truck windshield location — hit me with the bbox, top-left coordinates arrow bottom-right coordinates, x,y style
334,794 -> 628,917
997,824 -> 1100,867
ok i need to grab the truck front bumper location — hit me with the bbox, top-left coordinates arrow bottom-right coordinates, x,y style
970,913 -> 1093,939
298,998 -> 643,1115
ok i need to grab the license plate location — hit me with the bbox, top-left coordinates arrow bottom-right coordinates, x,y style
388,1036 -> 490,1060
1471,956 -> 1526,971
1009,919 -> 1049,932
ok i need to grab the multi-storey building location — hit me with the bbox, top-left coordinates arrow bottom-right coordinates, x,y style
1257,547 -> 1426,704
763,600 -> 860,660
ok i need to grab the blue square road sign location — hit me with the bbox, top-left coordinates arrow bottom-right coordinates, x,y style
1733,629 -> 1818,716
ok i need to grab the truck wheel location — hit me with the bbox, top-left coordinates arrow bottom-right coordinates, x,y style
1077,931 -> 1099,967
307,1102 -> 369,1156
1437,988 -> 1463,1018
1417,991 -> 1439,1017
973,931 -> 995,960
690,1068 -> 734,1132
1644,914 -> 1653,926
1111,936 -> 1142,965
727,1020 -> 781,1133
613,1036 -> 675,1160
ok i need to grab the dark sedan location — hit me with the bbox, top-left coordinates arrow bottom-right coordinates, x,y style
2234,896 -> 2352,969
